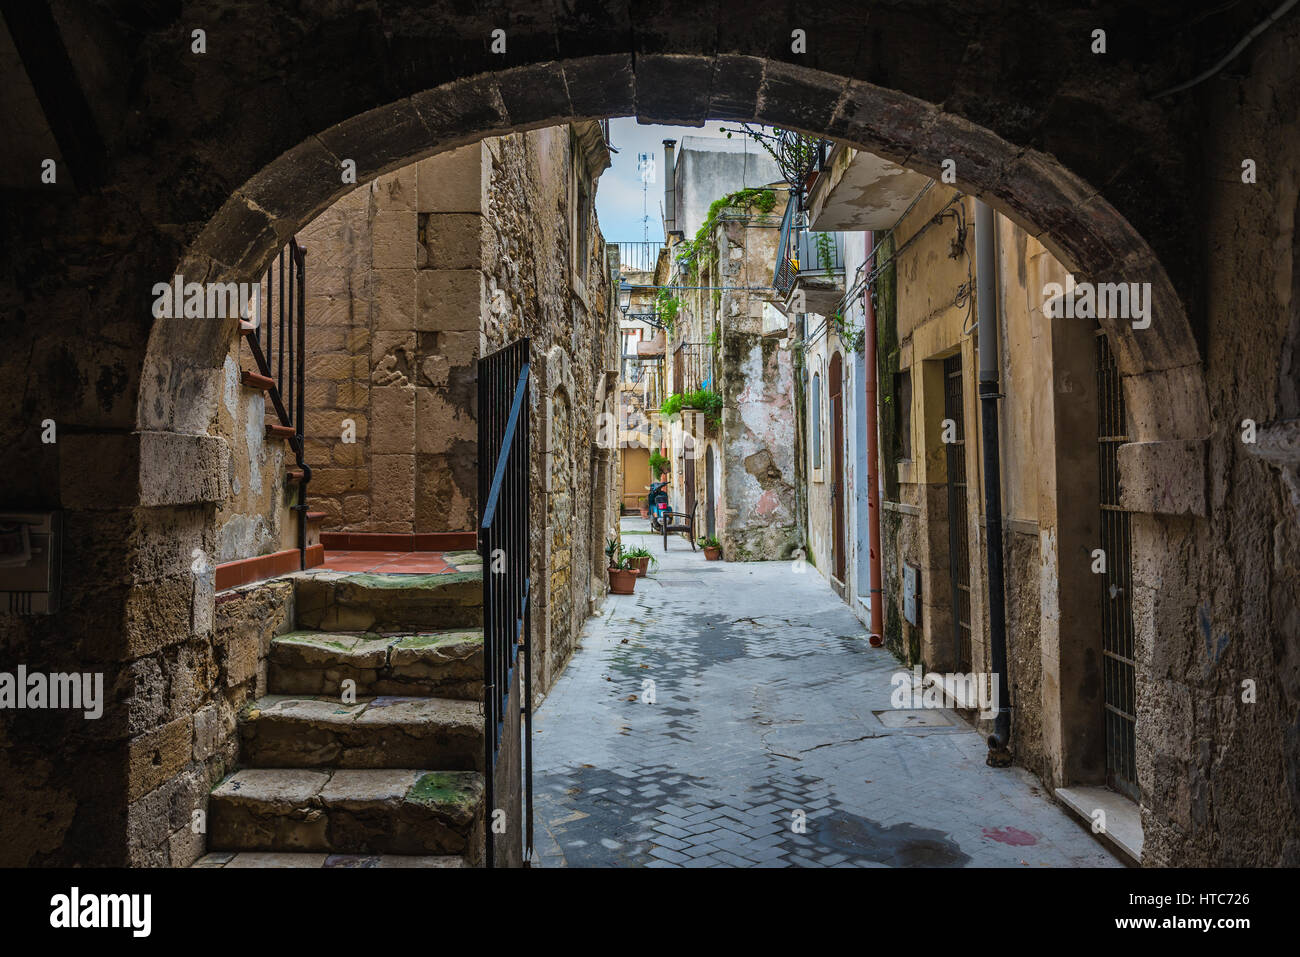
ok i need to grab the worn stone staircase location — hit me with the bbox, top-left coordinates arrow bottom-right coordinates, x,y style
198,558 -> 488,868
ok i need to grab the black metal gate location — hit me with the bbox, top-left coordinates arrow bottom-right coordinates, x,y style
943,354 -> 972,673
705,447 -> 716,537
477,338 -> 533,867
1096,333 -> 1138,801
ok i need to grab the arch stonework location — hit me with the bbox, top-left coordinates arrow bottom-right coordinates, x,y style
5,4 -> 1297,866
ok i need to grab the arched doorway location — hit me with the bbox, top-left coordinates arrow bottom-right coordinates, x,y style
109,47 -> 1223,867
828,351 -> 846,583
140,80 -> 1207,855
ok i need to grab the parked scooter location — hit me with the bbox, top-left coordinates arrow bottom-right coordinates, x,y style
646,479 -> 672,533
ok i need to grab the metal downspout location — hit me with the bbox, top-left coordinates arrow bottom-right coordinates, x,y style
862,233 -> 884,643
975,200 -> 1013,765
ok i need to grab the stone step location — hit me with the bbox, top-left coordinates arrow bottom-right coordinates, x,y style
193,851 -> 465,868
269,630 -> 483,700
294,570 -> 483,633
208,768 -> 484,860
239,694 -> 483,770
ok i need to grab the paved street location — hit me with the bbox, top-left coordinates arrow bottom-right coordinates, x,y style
531,518 -> 1121,868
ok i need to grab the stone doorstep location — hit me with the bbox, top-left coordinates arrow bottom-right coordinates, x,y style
292,570 -> 484,632
193,851 -> 466,868
268,630 -> 483,699
208,767 -> 484,857
1054,785 -> 1143,865
239,694 -> 483,770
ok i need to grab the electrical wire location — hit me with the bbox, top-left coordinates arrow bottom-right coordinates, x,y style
1152,0 -> 1299,97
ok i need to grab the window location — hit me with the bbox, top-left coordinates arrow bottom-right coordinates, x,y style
811,370 -> 822,475
575,176 -> 591,283
895,369 -> 912,461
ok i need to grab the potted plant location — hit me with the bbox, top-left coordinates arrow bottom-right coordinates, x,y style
648,450 -> 670,480
605,539 -> 637,594
697,534 -> 722,560
624,545 -> 657,577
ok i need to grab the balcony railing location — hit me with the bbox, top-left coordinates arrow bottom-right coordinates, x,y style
613,241 -> 665,274
672,341 -> 714,395
772,198 -> 846,300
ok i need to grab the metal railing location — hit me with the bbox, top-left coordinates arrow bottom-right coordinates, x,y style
249,238 -> 311,568
772,200 -> 846,300
672,340 -> 714,395
613,241 -> 665,274
477,338 -> 532,868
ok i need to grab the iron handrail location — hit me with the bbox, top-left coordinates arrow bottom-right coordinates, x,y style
248,238 -> 311,569
477,338 -> 533,868
480,366 -> 529,529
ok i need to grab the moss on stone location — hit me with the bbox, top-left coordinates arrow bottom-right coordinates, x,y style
392,631 -> 481,649
340,571 -> 481,589
407,771 -> 481,808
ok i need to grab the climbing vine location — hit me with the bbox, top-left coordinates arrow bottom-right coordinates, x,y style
674,187 -> 777,282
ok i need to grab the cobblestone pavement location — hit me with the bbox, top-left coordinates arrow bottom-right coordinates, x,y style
530,519 -> 1120,868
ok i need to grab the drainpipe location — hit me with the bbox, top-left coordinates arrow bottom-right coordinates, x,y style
662,140 -> 677,236
975,199 -> 1013,766
862,233 -> 884,645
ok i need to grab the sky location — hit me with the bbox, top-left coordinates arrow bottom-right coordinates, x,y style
595,117 -> 737,243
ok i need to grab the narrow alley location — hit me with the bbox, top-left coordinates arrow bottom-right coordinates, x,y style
532,519 -> 1119,868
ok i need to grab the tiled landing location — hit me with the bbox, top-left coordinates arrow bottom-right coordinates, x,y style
319,549 -> 481,574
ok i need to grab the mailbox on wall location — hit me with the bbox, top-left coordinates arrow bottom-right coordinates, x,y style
0,512 -> 62,614
903,562 -> 920,627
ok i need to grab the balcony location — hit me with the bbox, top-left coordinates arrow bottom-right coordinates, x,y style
672,341 -> 714,395
805,142 -> 931,232
612,241 -> 665,274
773,199 -> 847,316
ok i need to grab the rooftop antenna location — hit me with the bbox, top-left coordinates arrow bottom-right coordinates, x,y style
637,151 -> 655,242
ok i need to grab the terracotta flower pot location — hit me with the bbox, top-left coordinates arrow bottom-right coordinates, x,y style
608,567 -> 637,594
633,556 -> 651,576
704,546 -> 721,561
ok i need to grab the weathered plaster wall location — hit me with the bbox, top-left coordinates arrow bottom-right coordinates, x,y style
716,203 -> 799,560
477,125 -> 619,697
214,337 -> 292,562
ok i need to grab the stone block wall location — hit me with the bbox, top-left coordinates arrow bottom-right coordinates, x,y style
128,577 -> 295,866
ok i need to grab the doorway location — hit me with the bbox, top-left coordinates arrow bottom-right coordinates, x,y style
829,352 -> 846,582
705,446 -> 716,538
1095,333 -> 1138,801
943,353 -> 972,673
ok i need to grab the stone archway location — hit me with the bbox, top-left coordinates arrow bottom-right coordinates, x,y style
29,36 -> 1239,866
128,64 -> 1209,868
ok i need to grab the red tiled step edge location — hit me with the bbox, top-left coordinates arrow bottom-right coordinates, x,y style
215,545 -> 325,592
241,369 -> 275,390
266,423 -> 295,439
319,531 -> 477,551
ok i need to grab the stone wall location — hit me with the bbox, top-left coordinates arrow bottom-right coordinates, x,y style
477,125 -> 619,696
129,578 -> 295,866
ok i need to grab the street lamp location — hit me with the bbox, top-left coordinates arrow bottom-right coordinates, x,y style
618,279 -> 632,318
